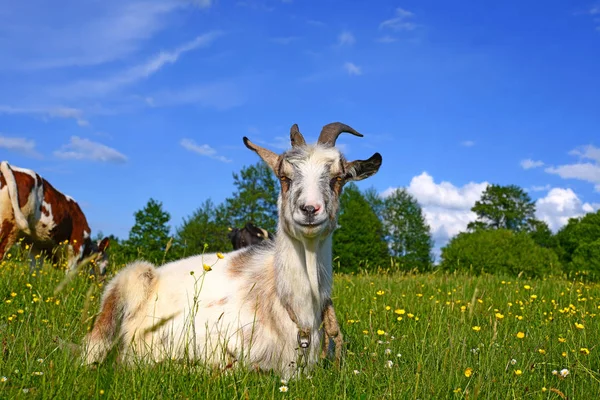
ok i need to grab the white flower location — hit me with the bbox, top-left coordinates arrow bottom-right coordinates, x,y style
510,359 -> 517,365
36,358 -> 44,363
385,348 -> 392,355
552,370 -> 558,375
0,376 -> 7,383
560,369 -> 569,378
280,379 -> 288,385
397,353 -> 402,358
353,370 -> 360,375
279,385 -> 289,393
386,360 -> 394,368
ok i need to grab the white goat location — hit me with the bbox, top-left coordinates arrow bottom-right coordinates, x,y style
83,122 -> 382,378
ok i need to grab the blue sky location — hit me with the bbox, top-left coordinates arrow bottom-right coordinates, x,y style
1,0 -> 599,251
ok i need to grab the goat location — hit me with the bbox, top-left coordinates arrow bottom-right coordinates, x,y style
228,222 -> 274,250
83,122 -> 382,378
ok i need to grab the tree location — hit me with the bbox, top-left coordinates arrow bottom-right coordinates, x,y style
176,199 -> 232,257
124,198 -> 173,264
382,188 -> 434,271
555,210 -> 600,277
364,187 -> 385,219
225,162 -> 278,233
333,183 -> 390,273
440,229 -> 561,278
468,184 -> 536,232
527,219 -> 557,249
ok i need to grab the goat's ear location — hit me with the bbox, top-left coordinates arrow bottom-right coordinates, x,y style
346,153 -> 382,181
243,137 -> 280,172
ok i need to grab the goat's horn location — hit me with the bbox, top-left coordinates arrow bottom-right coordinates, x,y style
317,122 -> 363,147
290,124 -> 306,147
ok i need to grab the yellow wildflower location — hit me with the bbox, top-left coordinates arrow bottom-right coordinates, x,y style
203,264 -> 212,272
464,367 -> 473,378
376,290 -> 385,296
217,253 -> 224,259
575,322 -> 584,330
558,337 -> 566,343
580,348 -> 590,355
495,313 -> 504,319
514,369 -> 522,376
472,326 -> 481,332
377,329 -> 385,335
516,332 -> 525,339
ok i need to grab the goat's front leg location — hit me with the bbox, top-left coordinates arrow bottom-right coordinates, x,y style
321,298 -> 343,366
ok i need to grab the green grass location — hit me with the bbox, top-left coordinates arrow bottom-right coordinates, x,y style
2,252 -> 600,399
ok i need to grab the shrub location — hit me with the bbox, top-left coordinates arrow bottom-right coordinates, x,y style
440,229 -> 561,278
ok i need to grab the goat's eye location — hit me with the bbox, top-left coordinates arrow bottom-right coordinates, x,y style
330,176 -> 343,188
280,176 -> 291,183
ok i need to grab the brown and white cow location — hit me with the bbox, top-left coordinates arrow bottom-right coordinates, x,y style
0,161 -> 109,273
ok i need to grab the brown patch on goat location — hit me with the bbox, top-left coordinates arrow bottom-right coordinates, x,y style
206,297 -> 229,308
244,260 -> 283,342
227,251 -> 253,278
321,298 -> 344,365
88,287 -> 120,342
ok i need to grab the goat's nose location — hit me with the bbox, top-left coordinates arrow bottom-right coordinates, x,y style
300,204 -> 320,215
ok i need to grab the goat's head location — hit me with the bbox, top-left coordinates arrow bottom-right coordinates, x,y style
244,122 -> 382,240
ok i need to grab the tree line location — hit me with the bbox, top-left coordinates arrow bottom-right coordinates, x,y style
103,162 -> 600,280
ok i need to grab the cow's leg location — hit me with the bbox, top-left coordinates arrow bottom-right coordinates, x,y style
0,220 -> 18,261
320,298 -> 344,366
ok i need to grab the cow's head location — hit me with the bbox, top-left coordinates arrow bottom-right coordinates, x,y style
228,222 -> 274,250
88,237 -> 110,275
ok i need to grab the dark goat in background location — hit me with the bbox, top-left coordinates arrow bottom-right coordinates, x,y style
228,222 -> 274,250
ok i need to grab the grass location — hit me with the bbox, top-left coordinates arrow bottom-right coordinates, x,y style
1,250 -> 600,399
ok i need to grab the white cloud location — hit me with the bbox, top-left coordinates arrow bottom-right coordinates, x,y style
338,31 -> 356,46
461,140 -> 475,147
0,0 -> 211,70
383,172 -> 489,246
535,188 -> 597,231
0,135 -> 42,158
521,158 -> 544,170
180,139 -> 232,163
569,144 -> 600,163
0,105 -> 89,126
545,163 -> 600,192
380,8 -> 417,31
55,31 -> 223,99
54,136 -> 127,163
344,62 -> 362,76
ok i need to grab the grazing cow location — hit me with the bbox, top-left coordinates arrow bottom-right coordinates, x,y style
0,161 -> 109,273
228,222 -> 274,250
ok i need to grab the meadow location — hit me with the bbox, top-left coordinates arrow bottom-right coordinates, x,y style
1,249 -> 600,399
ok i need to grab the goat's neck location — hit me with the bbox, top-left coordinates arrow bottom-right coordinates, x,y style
274,228 -> 333,328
